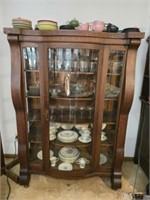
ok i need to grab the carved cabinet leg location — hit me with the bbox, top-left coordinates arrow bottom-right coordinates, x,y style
19,169 -> 30,186
111,172 -> 122,190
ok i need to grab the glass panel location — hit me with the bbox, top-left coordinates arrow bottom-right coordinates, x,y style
100,50 -> 125,168
23,47 -> 42,164
48,48 -> 99,170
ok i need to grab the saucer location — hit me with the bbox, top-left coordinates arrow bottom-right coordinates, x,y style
37,150 -> 54,160
99,153 -> 107,165
58,162 -> 73,171
78,136 -> 92,143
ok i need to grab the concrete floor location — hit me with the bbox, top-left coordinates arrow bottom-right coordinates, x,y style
1,160 -> 148,200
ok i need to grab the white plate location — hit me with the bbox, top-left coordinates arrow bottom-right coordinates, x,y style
37,150 -> 54,160
78,136 -> 92,143
99,153 -> 107,165
58,162 -> 73,171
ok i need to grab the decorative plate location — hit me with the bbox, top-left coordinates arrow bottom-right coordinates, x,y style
99,153 -> 107,165
37,150 -> 54,160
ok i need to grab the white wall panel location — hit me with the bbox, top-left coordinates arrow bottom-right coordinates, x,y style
0,0 -> 149,155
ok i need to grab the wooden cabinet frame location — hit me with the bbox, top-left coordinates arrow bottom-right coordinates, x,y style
4,28 -> 144,189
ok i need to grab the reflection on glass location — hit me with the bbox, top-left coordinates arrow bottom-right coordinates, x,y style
48,48 -> 99,170
48,48 -> 99,73
108,51 -> 124,74
22,47 -> 41,152
23,47 -> 39,70
100,50 -> 125,167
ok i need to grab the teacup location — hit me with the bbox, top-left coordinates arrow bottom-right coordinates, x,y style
79,132 -> 91,138
79,128 -> 91,134
76,157 -> 89,168
80,135 -> 91,142
50,156 -> 59,167
79,126 -> 90,131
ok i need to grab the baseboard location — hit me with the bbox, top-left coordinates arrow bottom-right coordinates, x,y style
124,157 -> 134,161
4,154 -> 18,158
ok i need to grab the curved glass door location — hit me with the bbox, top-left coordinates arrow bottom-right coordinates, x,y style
48,48 -> 99,170
100,49 -> 126,168
22,47 -> 42,164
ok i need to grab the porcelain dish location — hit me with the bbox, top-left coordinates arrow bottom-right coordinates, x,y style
99,153 -> 107,165
75,124 -> 89,130
37,20 -> 58,30
12,17 -> 32,29
58,147 -> 80,163
58,162 -> 73,171
61,124 -> 74,130
78,136 -> 92,143
57,130 -> 78,143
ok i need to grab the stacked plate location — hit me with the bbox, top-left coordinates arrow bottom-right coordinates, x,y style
57,130 -> 78,143
12,18 -> 32,29
58,146 -> 80,163
37,20 -> 58,30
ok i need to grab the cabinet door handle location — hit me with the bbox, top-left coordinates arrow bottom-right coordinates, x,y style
65,74 -> 70,96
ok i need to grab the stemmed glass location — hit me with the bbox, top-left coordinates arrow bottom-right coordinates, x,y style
87,106 -> 94,119
80,107 -> 85,119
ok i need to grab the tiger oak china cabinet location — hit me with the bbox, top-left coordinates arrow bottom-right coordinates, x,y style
4,28 -> 144,189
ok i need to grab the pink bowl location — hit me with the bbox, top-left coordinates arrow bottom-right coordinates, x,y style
76,23 -> 89,30
92,21 -> 105,32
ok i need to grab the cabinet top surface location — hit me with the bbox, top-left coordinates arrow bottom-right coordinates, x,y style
3,28 -> 144,39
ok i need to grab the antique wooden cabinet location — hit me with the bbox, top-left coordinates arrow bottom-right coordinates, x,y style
4,28 -> 144,189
